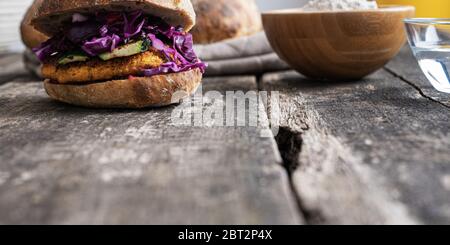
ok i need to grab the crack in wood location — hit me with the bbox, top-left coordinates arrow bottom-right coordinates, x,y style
259,70 -> 424,225
384,68 -> 450,110
257,76 -> 322,224
274,127 -> 325,225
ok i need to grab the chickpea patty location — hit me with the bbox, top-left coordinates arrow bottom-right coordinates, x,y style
42,50 -> 166,84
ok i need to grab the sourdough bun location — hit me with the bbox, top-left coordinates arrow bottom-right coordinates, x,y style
21,0 -> 48,49
44,68 -> 202,108
32,0 -> 197,36
190,0 -> 262,44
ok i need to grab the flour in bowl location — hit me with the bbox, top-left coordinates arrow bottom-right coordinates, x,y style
302,0 -> 378,11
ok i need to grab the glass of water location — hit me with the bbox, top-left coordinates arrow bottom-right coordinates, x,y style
404,18 -> 450,93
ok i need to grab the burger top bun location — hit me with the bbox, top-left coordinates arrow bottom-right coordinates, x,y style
31,0 -> 197,36
190,0 -> 262,44
21,0 -> 48,49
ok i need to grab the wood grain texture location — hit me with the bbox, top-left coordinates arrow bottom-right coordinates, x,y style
261,69 -> 450,225
385,46 -> 450,107
0,76 -> 301,225
262,6 -> 415,80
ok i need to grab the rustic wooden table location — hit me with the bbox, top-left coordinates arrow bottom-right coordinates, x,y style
0,47 -> 449,225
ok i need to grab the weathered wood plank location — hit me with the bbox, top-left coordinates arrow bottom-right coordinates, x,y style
0,76 -> 301,225
261,69 -> 450,225
385,46 -> 450,107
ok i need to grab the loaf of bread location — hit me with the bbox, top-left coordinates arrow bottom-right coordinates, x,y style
190,0 -> 262,44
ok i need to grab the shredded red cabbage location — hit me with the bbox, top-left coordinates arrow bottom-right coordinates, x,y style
32,11 -> 206,76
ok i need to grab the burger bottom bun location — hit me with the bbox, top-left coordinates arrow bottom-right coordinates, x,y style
44,69 -> 202,108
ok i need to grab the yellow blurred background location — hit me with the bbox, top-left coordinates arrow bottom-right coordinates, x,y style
377,0 -> 450,18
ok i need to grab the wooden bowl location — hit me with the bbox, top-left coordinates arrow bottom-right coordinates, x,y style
262,6 -> 415,80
